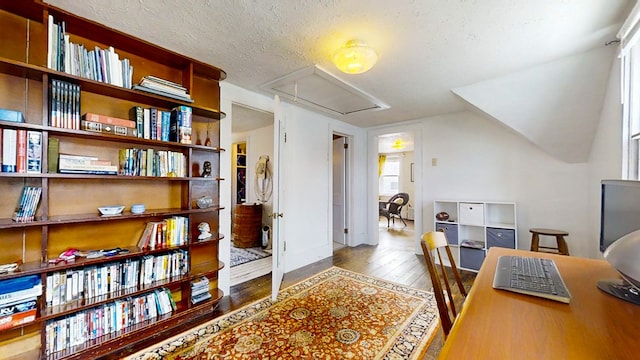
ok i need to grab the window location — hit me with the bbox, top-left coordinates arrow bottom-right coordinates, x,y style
379,155 -> 400,195
620,2 -> 640,179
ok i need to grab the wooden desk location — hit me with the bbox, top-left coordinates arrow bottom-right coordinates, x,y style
439,247 -> 640,359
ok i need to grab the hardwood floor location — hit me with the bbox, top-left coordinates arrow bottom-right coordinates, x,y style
216,220 -> 477,359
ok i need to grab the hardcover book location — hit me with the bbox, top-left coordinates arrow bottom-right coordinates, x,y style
48,138 -> 59,173
2,128 -> 17,172
82,113 -> 136,128
26,131 -> 42,173
16,129 -> 27,173
81,120 -> 137,137
0,108 -> 25,123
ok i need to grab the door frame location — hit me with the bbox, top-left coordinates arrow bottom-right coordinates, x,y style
368,124 -> 423,252
331,132 -> 352,248
218,83 -> 280,296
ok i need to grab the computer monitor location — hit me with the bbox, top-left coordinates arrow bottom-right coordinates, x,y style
598,180 -> 640,305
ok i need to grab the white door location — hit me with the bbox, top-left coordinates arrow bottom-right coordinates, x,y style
271,96 -> 285,302
332,136 -> 347,245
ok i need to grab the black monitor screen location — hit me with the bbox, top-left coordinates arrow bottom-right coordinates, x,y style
600,180 -> 640,252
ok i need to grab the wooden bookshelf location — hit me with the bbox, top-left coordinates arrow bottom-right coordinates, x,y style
0,1 -> 225,358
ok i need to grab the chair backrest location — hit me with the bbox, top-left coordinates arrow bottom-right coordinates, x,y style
387,192 -> 409,215
420,231 -> 468,338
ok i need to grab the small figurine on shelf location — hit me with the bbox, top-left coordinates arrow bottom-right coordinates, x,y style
202,161 -> 212,177
198,222 -> 212,241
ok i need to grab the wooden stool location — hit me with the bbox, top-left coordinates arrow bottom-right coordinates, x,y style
529,228 -> 570,255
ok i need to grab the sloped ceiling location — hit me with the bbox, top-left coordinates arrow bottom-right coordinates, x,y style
452,46 -> 616,163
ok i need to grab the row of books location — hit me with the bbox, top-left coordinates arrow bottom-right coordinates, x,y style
45,288 -> 175,356
140,250 -> 189,286
45,250 -> 187,308
50,79 -> 81,129
46,259 -> 139,308
191,276 -> 212,304
1,129 -> 42,174
12,186 -> 43,223
47,15 -> 133,89
133,76 -> 192,103
58,153 -> 117,175
0,275 -> 42,331
119,148 -> 187,177
130,105 -> 193,144
138,217 -> 190,250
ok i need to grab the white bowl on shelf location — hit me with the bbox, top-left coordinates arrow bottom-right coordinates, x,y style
98,205 -> 125,216
131,204 -> 146,214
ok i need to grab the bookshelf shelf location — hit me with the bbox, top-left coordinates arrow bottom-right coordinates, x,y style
0,207 -> 226,230
0,58 -> 226,120
0,2 -> 225,359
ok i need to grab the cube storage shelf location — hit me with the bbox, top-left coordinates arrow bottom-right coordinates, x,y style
434,200 -> 517,272
0,1 -> 226,359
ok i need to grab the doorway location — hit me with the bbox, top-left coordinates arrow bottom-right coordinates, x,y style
230,104 -> 274,286
332,134 -> 350,251
377,132 -> 416,243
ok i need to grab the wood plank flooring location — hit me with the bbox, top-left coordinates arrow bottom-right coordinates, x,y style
217,220 -> 477,359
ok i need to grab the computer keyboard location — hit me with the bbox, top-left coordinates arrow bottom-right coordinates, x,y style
493,255 -> 572,303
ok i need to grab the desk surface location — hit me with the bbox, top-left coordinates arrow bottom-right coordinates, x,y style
439,247 -> 640,359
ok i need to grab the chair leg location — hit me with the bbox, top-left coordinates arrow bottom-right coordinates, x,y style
399,215 -> 407,226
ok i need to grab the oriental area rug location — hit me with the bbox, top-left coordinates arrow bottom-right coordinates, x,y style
127,267 -> 439,360
229,246 -> 272,267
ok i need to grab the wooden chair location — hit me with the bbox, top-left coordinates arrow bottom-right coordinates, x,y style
420,231 -> 468,338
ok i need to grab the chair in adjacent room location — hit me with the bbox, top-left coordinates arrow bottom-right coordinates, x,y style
378,192 -> 410,227
420,231 -> 468,338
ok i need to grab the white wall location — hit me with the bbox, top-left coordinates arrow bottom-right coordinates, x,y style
418,112 -> 591,257
233,124 -> 275,224
587,57 -> 624,259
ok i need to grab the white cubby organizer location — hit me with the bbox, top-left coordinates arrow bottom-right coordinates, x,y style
433,200 -> 517,272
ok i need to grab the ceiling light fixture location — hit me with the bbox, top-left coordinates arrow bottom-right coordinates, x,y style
332,39 -> 378,74
392,139 -> 405,150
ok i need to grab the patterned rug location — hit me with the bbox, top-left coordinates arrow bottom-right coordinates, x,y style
230,246 -> 272,267
126,267 -> 439,360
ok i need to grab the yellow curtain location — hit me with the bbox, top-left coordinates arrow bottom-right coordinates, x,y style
378,154 -> 386,177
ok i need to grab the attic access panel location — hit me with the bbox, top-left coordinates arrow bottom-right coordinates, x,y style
260,65 -> 389,117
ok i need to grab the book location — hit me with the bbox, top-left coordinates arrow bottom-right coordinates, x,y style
2,128 -> 17,172
169,106 -> 193,144
58,153 -> 99,162
0,308 -> 37,331
150,107 -> 158,140
12,186 -> 42,222
0,108 -> 25,123
0,297 -> 37,317
26,131 -> 42,173
16,129 -> 27,173
81,120 -> 138,137
82,113 -> 136,128
139,78 -> 190,98
191,291 -> 211,304
0,275 -> 42,305
142,75 -> 188,91
48,138 -> 59,173
132,85 -> 194,103
129,106 -> 144,138
143,108 -> 151,140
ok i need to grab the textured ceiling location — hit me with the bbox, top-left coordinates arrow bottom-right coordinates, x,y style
44,0 -> 632,126
44,0 -> 633,162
